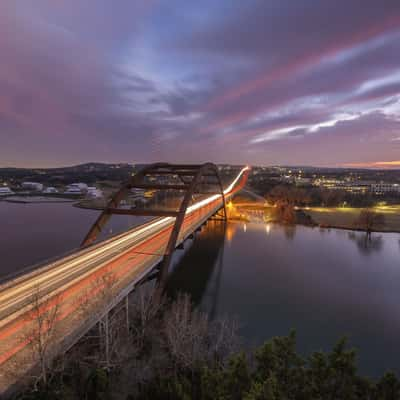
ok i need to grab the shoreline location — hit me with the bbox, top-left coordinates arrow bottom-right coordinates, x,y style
306,223 -> 400,235
4,197 -> 76,204
233,218 -> 400,235
304,207 -> 400,234
73,202 -> 104,210
231,203 -> 400,234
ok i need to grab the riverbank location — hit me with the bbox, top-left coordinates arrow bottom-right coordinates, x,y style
305,206 -> 400,233
231,202 -> 400,233
3,196 -> 76,204
73,198 -> 107,210
2,202 -> 400,381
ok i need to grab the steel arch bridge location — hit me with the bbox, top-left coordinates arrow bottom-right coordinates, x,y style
0,164 -> 249,395
81,163 -> 228,285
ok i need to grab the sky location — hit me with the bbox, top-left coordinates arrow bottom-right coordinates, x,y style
0,0 -> 400,168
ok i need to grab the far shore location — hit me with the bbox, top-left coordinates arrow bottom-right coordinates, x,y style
305,206 -> 400,234
2,196 -> 76,204
232,202 -> 400,234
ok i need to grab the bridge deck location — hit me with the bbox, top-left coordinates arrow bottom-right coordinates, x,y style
0,167 -> 249,394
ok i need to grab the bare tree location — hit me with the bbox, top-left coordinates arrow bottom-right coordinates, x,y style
129,286 -> 165,351
320,189 -> 345,207
163,294 -> 209,373
96,268 -> 119,307
15,284 -> 242,399
272,200 -> 296,224
75,268 -> 121,369
355,208 -> 385,238
75,268 -> 118,320
23,286 -> 62,387
268,185 -> 291,204
208,316 -> 240,367
267,186 -> 299,224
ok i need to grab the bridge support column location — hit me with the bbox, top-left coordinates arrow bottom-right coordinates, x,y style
104,312 -> 110,368
125,295 -> 130,336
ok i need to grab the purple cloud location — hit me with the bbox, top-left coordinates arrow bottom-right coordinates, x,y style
0,0 -> 399,167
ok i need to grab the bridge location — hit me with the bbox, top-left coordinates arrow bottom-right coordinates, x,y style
0,163 -> 249,394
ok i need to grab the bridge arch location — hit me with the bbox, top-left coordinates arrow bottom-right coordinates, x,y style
81,163 -> 227,285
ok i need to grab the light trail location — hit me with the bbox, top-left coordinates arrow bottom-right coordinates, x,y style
0,166 -> 249,393
0,166 -> 250,318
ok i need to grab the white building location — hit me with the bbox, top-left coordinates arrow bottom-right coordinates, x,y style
370,183 -> 400,195
64,187 -> 83,195
65,183 -> 88,195
21,182 -> 43,191
86,187 -> 103,198
0,186 -> 14,196
68,183 -> 88,191
43,187 -> 58,194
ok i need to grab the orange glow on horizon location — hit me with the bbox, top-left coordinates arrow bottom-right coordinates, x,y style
342,160 -> 400,169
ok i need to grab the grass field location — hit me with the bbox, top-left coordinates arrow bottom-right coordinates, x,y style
305,205 -> 400,233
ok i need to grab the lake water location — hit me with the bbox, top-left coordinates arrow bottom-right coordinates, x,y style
168,220 -> 400,377
1,201 -> 400,376
0,201 -> 149,279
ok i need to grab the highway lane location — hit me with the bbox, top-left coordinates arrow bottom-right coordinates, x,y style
0,217 -> 171,323
0,166 -> 249,392
0,166 -> 249,323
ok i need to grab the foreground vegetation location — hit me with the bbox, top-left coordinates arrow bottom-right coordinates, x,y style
14,289 -> 400,400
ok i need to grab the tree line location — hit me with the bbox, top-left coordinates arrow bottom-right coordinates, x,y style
265,184 -> 379,208
264,185 -> 386,233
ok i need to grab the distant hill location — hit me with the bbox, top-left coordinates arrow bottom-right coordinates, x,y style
0,163 -> 137,186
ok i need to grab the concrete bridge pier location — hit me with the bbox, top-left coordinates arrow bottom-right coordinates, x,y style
125,295 -> 129,336
97,312 -> 111,368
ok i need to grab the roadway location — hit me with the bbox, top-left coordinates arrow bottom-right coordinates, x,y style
0,166 -> 249,394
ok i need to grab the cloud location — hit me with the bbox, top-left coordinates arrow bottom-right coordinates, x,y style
182,0 -> 400,110
0,0 -> 399,167
245,112 -> 400,167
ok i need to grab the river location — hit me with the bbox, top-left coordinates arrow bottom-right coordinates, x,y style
1,201 -> 400,376
0,201 -> 150,278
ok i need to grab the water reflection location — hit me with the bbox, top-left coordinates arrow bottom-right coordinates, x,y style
226,222 -> 239,243
166,220 -> 226,309
283,225 -> 296,240
347,232 -> 384,255
172,220 -> 400,377
3,200 -> 400,377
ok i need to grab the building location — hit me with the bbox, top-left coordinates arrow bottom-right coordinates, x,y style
313,178 -> 371,193
370,183 -> 400,195
43,187 -> 58,194
64,187 -> 83,195
86,187 -> 103,198
68,183 -> 88,191
0,186 -> 14,196
314,177 -> 400,195
313,178 -> 345,189
21,182 -> 43,191
64,183 -> 88,195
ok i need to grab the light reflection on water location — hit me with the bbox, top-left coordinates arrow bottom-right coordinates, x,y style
1,201 -> 400,377
169,220 -> 400,377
